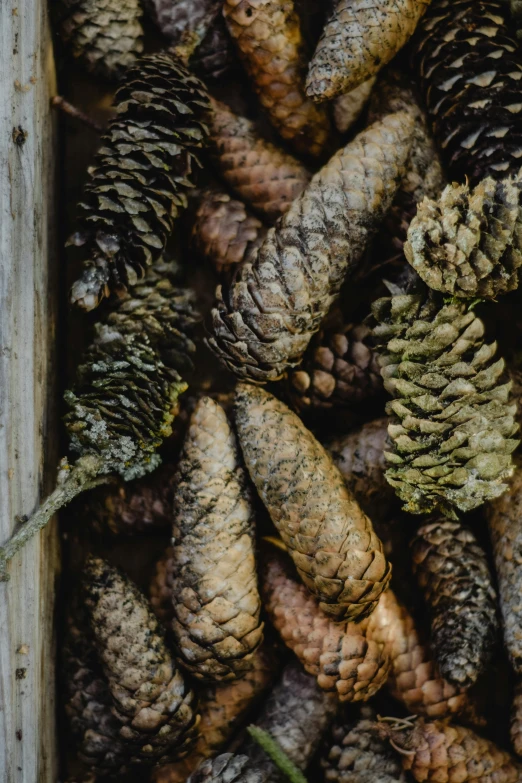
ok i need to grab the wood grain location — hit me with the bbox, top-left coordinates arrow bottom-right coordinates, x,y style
0,1 -> 59,781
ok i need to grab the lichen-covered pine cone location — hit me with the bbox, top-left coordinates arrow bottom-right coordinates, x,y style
321,708 -> 405,783
371,282 -> 519,517
58,0 -> 144,80
69,52 -> 210,311
410,519 -> 498,688
371,590 -> 468,718
170,396 -> 264,680
80,558 -> 200,771
512,681 -> 522,757
486,459 -> 522,674
411,0 -> 522,184
288,321 -> 382,412
383,718 -> 522,783
222,0 -> 332,158
306,0 -> 431,102
190,188 -> 267,272
187,754 -> 271,783
333,78 -> 376,135
405,177 -> 522,299
235,385 -> 391,621
209,99 -> 310,222
208,111 -> 414,382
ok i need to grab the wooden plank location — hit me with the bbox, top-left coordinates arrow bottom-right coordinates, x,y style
0,0 -> 59,781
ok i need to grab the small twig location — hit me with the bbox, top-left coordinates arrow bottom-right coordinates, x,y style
262,536 -> 288,553
51,96 -> 104,133
247,726 -> 309,783
389,737 -> 416,757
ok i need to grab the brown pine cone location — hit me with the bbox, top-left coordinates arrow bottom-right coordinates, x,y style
486,458 -> 522,674
223,0 -> 332,158
333,78 -> 376,134
209,99 -> 310,222
405,177 -> 522,298
288,321 -> 382,412
145,0 -> 221,44
235,385 -> 391,622
191,18 -> 237,81
262,551 -> 391,702
512,681 -> 522,757
411,519 -> 498,688
190,188 -> 267,272
186,754 -> 271,783
382,718 -> 521,783
170,396 -> 264,681
370,590 -> 468,718
208,111 -> 414,382
306,0 -> 431,102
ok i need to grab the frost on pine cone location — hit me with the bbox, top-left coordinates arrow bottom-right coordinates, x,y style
208,111 -> 414,382
405,177 -> 522,299
411,0 -> 522,183
371,282 -> 519,517
69,52 -> 210,311
58,0 -> 144,80
411,519 -> 498,687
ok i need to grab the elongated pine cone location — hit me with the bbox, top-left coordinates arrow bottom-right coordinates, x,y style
170,396 -> 263,680
512,681 -> 522,757
154,648 -> 276,783
80,558 -> 199,771
190,188 -> 267,272
262,551 -> 391,702
209,100 -> 310,222
59,0 -> 143,79
371,590 -> 468,718
235,385 -> 391,621
383,718 -> 521,782
306,0 -> 431,101
69,52 -> 210,311
411,519 -> 498,687
486,459 -> 522,673
223,0 -> 331,158
187,754 -> 271,783
405,177 -> 522,299
411,0 -> 522,184
208,111 -> 414,382
288,321 -> 382,412
333,78 -> 376,135
371,283 -> 519,517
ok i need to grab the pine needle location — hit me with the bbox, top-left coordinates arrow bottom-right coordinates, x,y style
247,726 -> 309,783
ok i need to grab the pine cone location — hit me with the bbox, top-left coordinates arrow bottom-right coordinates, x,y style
371,282 -> 519,517
486,459 -> 522,674
306,0 -> 431,102
333,78 -> 376,135
208,111 -> 414,382
145,0 -> 221,44
69,52 -> 210,311
383,718 -> 521,783
79,558 -> 199,771
186,754 -> 271,783
209,100 -> 310,222
321,710 -> 405,783
405,177 -> 522,299
410,519 -> 498,688
58,0 -> 143,80
223,0 -> 332,158
190,188 -> 267,272
262,551 -> 391,702
170,396 -> 264,681
370,590 -> 469,718
235,385 -> 391,621
512,681 -> 522,757
411,0 -> 522,184
191,18 -> 236,81
288,320 -> 382,412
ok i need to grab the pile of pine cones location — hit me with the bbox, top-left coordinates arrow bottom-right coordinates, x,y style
12,0 -> 522,780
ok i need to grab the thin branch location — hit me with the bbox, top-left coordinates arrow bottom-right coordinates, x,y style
247,726 -> 309,783
51,96 -> 104,133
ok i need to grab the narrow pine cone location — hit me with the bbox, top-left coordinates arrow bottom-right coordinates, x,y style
383,718 -> 521,783
223,0 -> 332,158
186,754 -> 271,783
333,78 -> 376,135
306,0 -> 431,102
170,396 -> 264,680
411,519 -> 498,687
59,0 -> 144,80
208,111 -> 414,382
288,320 -> 382,412
190,188 -> 267,272
235,385 -> 391,621
209,100 -> 310,222
69,52 -> 210,311
405,177 -> 522,298
411,0 -> 522,183
371,282 -> 519,517
512,681 -> 522,757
